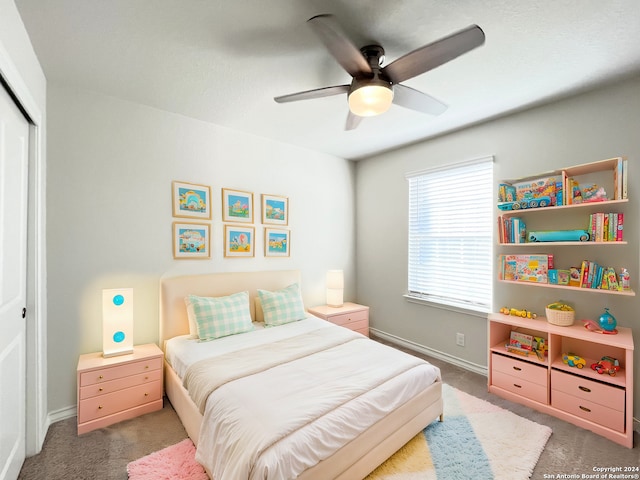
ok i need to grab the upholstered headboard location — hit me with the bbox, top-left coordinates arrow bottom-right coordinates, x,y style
159,270 -> 301,350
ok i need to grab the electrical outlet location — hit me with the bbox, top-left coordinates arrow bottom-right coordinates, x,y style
456,332 -> 465,347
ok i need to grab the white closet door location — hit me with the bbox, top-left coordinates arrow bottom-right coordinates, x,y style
0,82 -> 29,480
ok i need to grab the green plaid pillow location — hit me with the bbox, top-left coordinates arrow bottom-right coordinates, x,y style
185,291 -> 253,341
258,283 -> 306,327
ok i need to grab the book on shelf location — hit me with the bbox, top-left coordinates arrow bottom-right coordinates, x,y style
497,216 -> 526,244
622,158 -> 628,199
588,212 -> 624,242
500,254 -> 549,283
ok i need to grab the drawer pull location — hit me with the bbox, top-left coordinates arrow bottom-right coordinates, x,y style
512,366 -> 522,371
579,405 -> 591,413
145,376 -> 149,380
98,405 -> 103,410
144,393 -> 149,397
513,383 -> 522,389
98,388 -> 103,392
578,386 -> 591,393
98,375 -> 103,380
145,365 -> 149,369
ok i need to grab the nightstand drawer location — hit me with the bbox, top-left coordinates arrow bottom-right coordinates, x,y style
551,370 -> 624,410
79,357 -> 162,387
79,369 -> 162,400
328,309 -> 368,327
78,380 -> 162,423
492,354 -> 547,386
492,370 -> 548,404
551,389 -> 624,432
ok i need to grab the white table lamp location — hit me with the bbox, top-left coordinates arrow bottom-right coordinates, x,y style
326,270 -> 344,308
102,288 -> 134,357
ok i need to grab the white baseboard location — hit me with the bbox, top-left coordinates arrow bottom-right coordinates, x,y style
47,405 -> 76,425
370,327 -> 488,376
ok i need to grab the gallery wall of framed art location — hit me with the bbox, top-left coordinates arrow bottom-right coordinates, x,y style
171,181 -> 290,260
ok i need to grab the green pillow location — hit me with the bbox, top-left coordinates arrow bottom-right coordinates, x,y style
185,291 -> 253,341
257,283 -> 306,327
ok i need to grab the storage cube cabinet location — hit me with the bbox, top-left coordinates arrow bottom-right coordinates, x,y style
77,343 -> 163,434
488,314 -> 634,447
307,303 -> 369,337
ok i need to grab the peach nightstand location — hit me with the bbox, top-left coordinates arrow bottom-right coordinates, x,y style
308,302 -> 369,337
77,343 -> 163,435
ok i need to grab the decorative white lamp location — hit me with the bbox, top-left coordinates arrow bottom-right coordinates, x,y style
326,270 -> 344,308
102,288 -> 134,358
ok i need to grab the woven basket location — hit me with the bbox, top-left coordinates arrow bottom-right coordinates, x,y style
545,307 -> 575,326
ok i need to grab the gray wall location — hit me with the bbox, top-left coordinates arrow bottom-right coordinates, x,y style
356,75 -> 640,416
46,85 -> 357,415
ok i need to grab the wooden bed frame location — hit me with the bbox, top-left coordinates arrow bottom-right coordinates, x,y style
159,270 -> 443,479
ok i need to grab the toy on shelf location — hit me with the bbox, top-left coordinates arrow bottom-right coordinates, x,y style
598,308 -> 617,332
499,307 -> 537,319
583,319 -> 619,335
527,230 -> 590,242
591,356 -> 620,376
546,301 -> 575,326
533,336 -> 547,361
562,353 -> 586,368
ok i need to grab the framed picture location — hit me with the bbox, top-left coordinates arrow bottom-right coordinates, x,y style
173,222 -> 210,259
172,181 -> 211,219
224,225 -> 255,257
222,188 -> 254,223
265,228 -> 290,257
261,194 -> 289,225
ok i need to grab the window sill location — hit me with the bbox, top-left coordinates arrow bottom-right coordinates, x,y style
403,294 -> 488,318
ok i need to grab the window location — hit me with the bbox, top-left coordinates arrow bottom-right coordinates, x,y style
407,156 -> 493,313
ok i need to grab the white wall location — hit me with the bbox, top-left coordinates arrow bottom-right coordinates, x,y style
356,75 -> 640,415
46,85 -> 356,414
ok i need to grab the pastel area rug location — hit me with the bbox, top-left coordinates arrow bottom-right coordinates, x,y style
366,384 -> 552,480
127,384 -> 552,480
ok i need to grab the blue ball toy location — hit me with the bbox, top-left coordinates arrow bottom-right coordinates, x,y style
598,308 -> 617,332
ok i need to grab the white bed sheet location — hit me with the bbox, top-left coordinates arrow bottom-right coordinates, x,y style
165,316 -> 441,480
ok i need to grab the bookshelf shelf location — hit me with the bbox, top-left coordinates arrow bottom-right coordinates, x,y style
498,279 -> 635,296
499,241 -> 628,247
499,198 -> 628,219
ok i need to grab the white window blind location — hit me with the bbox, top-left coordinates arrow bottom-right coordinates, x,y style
407,156 -> 493,313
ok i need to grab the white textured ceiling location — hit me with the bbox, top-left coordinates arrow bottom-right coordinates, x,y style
14,0 -> 640,160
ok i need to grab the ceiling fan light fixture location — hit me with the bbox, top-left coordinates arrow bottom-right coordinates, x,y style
348,83 -> 393,117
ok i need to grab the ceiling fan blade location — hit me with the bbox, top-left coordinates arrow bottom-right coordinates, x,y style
383,25 -> 485,84
307,14 -> 372,77
345,111 -> 363,131
274,84 -> 350,103
392,84 -> 448,115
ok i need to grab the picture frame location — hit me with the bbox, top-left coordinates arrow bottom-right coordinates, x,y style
265,228 -> 290,257
222,188 -> 254,223
261,194 -> 289,225
172,181 -> 211,219
224,225 -> 255,257
173,222 -> 210,259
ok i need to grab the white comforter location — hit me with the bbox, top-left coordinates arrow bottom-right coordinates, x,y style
166,317 -> 441,480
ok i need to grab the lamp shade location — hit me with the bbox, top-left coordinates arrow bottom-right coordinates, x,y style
326,270 -> 344,307
102,288 -> 134,358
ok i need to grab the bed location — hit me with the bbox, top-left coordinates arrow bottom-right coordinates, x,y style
159,270 -> 443,480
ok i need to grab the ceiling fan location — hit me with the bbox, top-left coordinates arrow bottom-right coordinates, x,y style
274,14 -> 485,130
